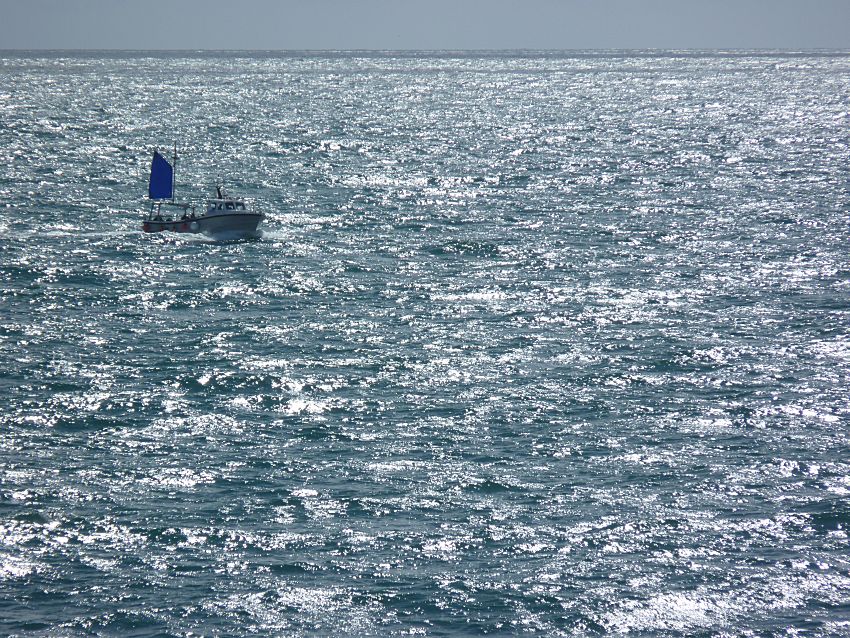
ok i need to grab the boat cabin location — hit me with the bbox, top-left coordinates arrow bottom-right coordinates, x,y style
206,198 -> 250,213
205,185 -> 253,215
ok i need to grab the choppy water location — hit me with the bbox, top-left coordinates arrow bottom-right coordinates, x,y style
1,50 -> 850,636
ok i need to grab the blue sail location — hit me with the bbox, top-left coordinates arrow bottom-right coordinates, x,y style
149,151 -> 173,200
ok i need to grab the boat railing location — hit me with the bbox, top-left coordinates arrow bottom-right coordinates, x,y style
146,197 -> 262,221
147,200 -> 196,221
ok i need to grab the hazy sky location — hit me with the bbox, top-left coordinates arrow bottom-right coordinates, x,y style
3,0 -> 850,50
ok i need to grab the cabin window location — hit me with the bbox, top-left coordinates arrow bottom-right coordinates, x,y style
238,203 -> 245,210
225,203 -> 235,210
217,204 -> 223,210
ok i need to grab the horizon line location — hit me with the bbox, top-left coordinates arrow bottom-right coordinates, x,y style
2,47 -> 848,55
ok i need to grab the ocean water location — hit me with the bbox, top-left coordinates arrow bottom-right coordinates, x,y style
1,50 -> 849,636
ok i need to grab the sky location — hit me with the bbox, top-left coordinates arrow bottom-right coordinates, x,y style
2,0 -> 850,51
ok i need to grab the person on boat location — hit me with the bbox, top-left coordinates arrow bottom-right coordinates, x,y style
216,186 -> 224,199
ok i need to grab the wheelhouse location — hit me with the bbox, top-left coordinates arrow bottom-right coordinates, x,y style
206,198 -> 250,213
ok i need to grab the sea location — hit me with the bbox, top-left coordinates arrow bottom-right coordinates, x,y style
1,50 -> 849,637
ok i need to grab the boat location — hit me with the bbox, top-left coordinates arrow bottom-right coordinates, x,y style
141,147 -> 264,239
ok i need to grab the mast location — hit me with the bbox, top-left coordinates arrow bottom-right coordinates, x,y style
172,143 -> 177,204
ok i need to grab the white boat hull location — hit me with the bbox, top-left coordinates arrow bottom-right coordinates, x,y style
143,211 -> 264,239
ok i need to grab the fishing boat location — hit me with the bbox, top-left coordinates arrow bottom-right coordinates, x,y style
141,147 -> 264,239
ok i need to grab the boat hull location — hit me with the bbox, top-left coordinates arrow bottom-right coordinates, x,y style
142,211 -> 264,239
